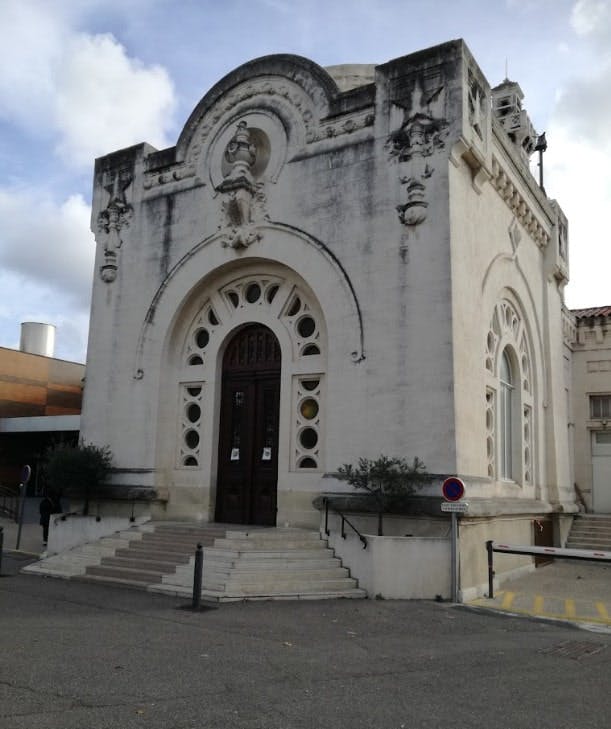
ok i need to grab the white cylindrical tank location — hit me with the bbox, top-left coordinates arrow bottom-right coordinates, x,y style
19,322 -> 56,357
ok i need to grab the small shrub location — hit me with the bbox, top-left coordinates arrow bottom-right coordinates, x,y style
45,442 -> 113,516
337,455 -> 432,535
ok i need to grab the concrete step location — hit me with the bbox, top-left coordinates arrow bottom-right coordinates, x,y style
566,540 -> 611,552
204,578 -> 360,596
116,545 -> 193,561
203,547 -> 329,561
85,564 -> 164,583
148,582 -> 367,601
572,519 -> 611,528
139,534 -> 218,547
125,540 -> 197,553
203,557 -> 342,572
101,555 -> 183,572
205,565 -> 350,585
567,532 -> 611,542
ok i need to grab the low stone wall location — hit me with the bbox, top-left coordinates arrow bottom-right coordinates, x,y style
323,512 -> 451,599
47,513 -> 150,555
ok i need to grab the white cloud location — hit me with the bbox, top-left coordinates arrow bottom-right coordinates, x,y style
0,2 -> 67,130
0,270 -> 91,362
546,123 -> 611,308
0,1 -> 176,170
0,185 -> 94,361
554,67 -> 611,153
0,188 -> 95,305
571,0 -> 611,41
54,32 -> 176,167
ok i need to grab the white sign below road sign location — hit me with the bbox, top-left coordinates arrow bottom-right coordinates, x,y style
441,501 -> 469,513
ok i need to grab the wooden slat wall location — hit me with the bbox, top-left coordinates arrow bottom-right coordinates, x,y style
0,348 -> 85,417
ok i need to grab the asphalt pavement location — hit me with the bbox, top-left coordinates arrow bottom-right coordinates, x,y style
1,557 -> 611,729
467,560 -> 611,630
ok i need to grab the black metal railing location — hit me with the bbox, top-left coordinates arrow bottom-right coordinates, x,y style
322,497 -> 367,549
0,485 -> 19,521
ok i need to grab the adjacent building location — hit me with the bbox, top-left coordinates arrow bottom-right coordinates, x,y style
0,323 -> 84,495
570,307 -> 611,513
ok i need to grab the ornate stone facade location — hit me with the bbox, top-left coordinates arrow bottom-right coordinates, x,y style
81,41 -> 575,597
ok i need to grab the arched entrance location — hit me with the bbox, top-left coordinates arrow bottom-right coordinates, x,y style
215,324 -> 281,525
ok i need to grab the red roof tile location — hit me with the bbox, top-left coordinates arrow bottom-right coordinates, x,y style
572,306 -> 611,319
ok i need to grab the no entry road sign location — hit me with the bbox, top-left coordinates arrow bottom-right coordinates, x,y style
441,477 -> 465,502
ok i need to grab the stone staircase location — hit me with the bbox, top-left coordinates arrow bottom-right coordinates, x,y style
158,528 -> 365,601
22,522 -> 366,601
565,514 -> 611,551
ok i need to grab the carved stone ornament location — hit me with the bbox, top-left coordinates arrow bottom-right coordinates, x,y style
216,121 -> 269,250
386,78 -> 448,231
97,169 -> 133,282
468,67 -> 486,141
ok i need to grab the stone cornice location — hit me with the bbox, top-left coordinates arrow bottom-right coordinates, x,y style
562,305 -> 577,348
489,141 -> 552,249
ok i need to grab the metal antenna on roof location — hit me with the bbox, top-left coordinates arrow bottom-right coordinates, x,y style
534,132 -> 548,192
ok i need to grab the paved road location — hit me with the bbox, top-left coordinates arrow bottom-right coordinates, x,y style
1,556 -> 611,729
468,561 -> 611,629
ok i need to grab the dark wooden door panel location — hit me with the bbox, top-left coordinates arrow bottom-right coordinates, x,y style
216,325 -> 280,526
251,378 -> 280,525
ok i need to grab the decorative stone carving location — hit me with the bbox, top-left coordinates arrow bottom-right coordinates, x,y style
187,79 -> 318,169
490,156 -> 550,248
216,121 -> 268,250
142,163 -> 196,191
97,169 -> 133,282
386,78 -> 448,231
316,109 -> 375,142
468,67 -> 486,140
508,217 -> 522,254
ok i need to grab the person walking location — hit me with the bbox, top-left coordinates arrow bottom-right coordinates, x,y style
39,491 -> 62,547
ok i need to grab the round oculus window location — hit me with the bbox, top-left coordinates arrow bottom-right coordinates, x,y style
297,316 -> 316,338
299,427 -> 318,450
245,283 -> 261,303
195,328 -> 209,349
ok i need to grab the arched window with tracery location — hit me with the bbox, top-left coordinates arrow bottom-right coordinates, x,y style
485,299 -> 534,485
499,349 -> 515,480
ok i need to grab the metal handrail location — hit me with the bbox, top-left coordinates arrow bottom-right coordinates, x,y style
322,497 -> 367,549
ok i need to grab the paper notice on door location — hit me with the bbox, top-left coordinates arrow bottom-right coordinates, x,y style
230,448 -> 240,461
262,447 -> 272,461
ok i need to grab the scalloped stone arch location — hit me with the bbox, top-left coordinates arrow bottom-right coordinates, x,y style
133,223 -> 364,379
167,264 -> 327,474
176,54 -> 339,165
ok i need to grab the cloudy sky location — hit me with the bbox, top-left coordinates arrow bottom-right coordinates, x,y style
0,0 -> 609,362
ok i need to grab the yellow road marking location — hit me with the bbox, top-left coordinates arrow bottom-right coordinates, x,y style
533,595 -> 545,614
564,599 -> 576,618
596,602 -> 609,620
501,591 -> 515,610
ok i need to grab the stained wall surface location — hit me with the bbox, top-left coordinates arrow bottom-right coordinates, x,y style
80,40 -> 575,537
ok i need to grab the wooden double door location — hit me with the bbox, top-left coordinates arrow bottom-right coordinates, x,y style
215,325 -> 281,526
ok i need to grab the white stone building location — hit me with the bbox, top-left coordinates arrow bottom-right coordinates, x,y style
81,40 -> 576,594
570,307 -> 611,513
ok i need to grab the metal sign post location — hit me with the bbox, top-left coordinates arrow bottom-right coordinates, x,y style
15,465 -> 32,551
441,477 -> 467,603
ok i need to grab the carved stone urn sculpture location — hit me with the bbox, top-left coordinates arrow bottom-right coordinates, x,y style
217,121 -> 263,250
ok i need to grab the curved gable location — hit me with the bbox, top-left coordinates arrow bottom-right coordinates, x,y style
176,54 -> 340,162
